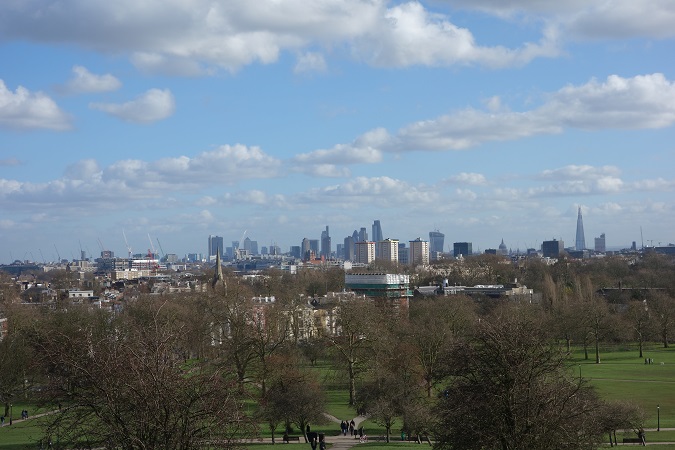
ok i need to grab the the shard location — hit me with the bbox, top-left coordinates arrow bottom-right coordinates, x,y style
575,207 -> 586,251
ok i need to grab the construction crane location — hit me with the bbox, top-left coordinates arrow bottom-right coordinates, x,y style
123,229 -> 133,259
54,244 -> 61,262
147,233 -> 157,257
156,238 -> 166,260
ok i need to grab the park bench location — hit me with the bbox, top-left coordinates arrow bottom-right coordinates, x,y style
283,436 -> 301,443
622,437 -> 644,444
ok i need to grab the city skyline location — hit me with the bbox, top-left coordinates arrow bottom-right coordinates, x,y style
1,1 -> 674,263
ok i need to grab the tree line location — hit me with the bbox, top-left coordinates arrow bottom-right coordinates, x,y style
1,252 -> 673,449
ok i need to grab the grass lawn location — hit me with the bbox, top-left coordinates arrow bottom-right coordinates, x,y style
0,416 -> 50,450
572,344 -> 675,429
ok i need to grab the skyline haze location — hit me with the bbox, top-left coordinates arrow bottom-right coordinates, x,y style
1,1 -> 674,263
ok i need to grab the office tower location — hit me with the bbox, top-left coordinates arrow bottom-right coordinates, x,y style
377,238 -> 399,263
250,241 -> 258,255
352,229 -> 360,243
301,238 -> 311,260
594,233 -> 606,253
372,220 -> 383,243
575,207 -> 586,251
309,239 -> 319,255
208,235 -> 224,258
321,225 -> 331,259
359,227 -> 368,242
344,236 -> 355,261
429,230 -> 445,254
336,243 -> 344,260
542,239 -> 564,258
261,246 -> 268,255
355,241 -> 375,264
372,220 -> 383,255
290,246 -> 301,259
243,237 -> 252,253
453,242 -> 472,258
409,238 -> 430,265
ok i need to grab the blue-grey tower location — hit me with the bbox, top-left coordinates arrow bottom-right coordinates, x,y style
372,220 -> 383,243
575,207 -> 586,251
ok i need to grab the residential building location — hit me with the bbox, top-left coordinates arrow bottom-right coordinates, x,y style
354,241 -> 375,264
376,238 -> 399,263
409,238 -> 430,265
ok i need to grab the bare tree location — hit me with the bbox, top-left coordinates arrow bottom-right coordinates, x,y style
434,305 -> 609,450
33,300 -> 252,449
327,299 -> 378,406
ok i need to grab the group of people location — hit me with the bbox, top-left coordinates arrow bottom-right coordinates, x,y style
0,409 -> 28,426
340,419 -> 365,441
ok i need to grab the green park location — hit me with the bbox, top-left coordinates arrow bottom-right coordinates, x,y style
2,253 -> 675,449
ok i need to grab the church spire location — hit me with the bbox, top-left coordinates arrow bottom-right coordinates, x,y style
211,251 -> 226,290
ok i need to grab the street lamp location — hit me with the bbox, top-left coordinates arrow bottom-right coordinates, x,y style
8,403 -> 12,426
658,405 -> 660,431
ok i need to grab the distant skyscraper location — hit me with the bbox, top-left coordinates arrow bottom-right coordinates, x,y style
321,226 -> 331,258
575,207 -> 586,251
372,220 -> 383,255
359,227 -> 368,242
453,242 -> 472,258
372,220 -> 383,243
309,239 -> 319,255
344,236 -> 355,261
429,230 -> 445,254
594,233 -> 606,253
208,235 -> 223,258
301,238 -> 311,260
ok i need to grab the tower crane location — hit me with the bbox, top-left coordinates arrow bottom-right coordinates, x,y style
156,238 -> 166,261
123,229 -> 133,259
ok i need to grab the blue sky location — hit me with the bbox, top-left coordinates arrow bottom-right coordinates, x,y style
1,0 -> 674,262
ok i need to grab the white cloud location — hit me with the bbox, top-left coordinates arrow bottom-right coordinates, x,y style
447,172 -> 488,186
62,66 -> 121,94
90,89 -> 175,123
0,0 -> 559,73
0,80 -> 71,131
543,74 -> 675,130
299,176 -> 439,207
353,1 -> 559,68
294,52 -> 327,74
325,73 -> 675,155
538,165 -> 622,181
444,0 -> 675,40
562,0 -> 675,40
0,144 -> 281,212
